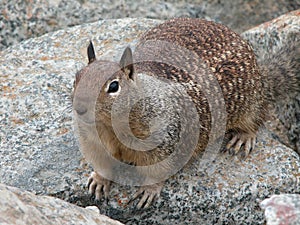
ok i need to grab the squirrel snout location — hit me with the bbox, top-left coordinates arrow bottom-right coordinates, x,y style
73,101 -> 96,124
74,104 -> 88,115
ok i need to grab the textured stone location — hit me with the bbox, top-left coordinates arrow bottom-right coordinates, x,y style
0,183 -> 123,225
0,15 -> 299,225
242,10 -> 300,61
0,0 -> 299,50
260,194 -> 300,225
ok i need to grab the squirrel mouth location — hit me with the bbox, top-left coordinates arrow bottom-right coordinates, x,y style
73,112 -> 96,125
75,118 -> 95,126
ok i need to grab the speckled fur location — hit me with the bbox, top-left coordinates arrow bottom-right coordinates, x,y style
134,18 -> 267,143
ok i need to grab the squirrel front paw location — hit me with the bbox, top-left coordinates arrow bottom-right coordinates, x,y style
225,131 -> 257,158
87,171 -> 111,201
129,182 -> 163,209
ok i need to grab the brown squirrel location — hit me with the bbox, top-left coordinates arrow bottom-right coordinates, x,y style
72,18 -> 300,209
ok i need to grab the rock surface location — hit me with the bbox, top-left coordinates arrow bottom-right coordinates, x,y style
0,0 -> 299,50
0,12 -> 299,225
260,194 -> 300,225
0,183 -> 123,225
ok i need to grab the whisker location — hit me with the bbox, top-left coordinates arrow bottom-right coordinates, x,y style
51,105 -> 73,124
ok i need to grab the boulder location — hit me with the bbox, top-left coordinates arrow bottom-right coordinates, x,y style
0,183 -> 123,225
0,13 -> 299,225
0,0 -> 299,50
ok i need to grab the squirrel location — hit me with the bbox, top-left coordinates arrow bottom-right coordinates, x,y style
72,18 -> 300,209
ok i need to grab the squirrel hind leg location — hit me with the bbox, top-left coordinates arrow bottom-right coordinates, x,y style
223,130 -> 257,159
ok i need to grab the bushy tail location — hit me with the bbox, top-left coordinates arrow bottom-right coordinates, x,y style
259,34 -> 300,153
260,35 -> 300,104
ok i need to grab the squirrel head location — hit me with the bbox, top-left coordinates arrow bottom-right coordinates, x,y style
72,41 -> 138,126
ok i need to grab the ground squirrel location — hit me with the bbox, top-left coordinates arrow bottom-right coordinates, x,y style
72,18 -> 300,209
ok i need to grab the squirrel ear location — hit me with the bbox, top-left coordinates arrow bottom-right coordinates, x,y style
120,46 -> 135,80
87,41 -> 96,64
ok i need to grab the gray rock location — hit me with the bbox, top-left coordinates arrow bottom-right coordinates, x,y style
1,0 -> 299,50
0,183 -> 123,225
242,10 -> 300,61
0,15 -> 299,225
260,194 -> 300,225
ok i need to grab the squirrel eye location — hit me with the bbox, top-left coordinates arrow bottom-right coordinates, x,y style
107,80 -> 119,93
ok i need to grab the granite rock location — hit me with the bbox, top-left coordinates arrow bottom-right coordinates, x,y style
0,0 -> 299,50
0,15 -> 299,225
0,183 -> 123,225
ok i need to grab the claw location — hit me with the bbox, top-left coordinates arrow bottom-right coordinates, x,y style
128,183 -> 163,209
87,171 -> 111,202
137,192 -> 150,209
232,139 -> 244,155
226,135 -> 238,150
129,188 -> 144,204
143,191 -> 156,209
225,132 -> 257,158
95,183 -> 102,200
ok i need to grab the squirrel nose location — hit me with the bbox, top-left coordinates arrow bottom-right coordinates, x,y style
75,105 -> 88,115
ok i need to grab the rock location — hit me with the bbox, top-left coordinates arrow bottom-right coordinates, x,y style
260,194 -> 300,225
0,183 -> 123,225
241,10 -> 300,62
0,0 -> 299,50
242,10 -> 300,154
0,15 -> 299,225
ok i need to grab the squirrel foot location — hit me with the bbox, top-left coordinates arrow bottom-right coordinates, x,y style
225,132 -> 256,158
87,171 -> 111,201
129,182 -> 163,209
